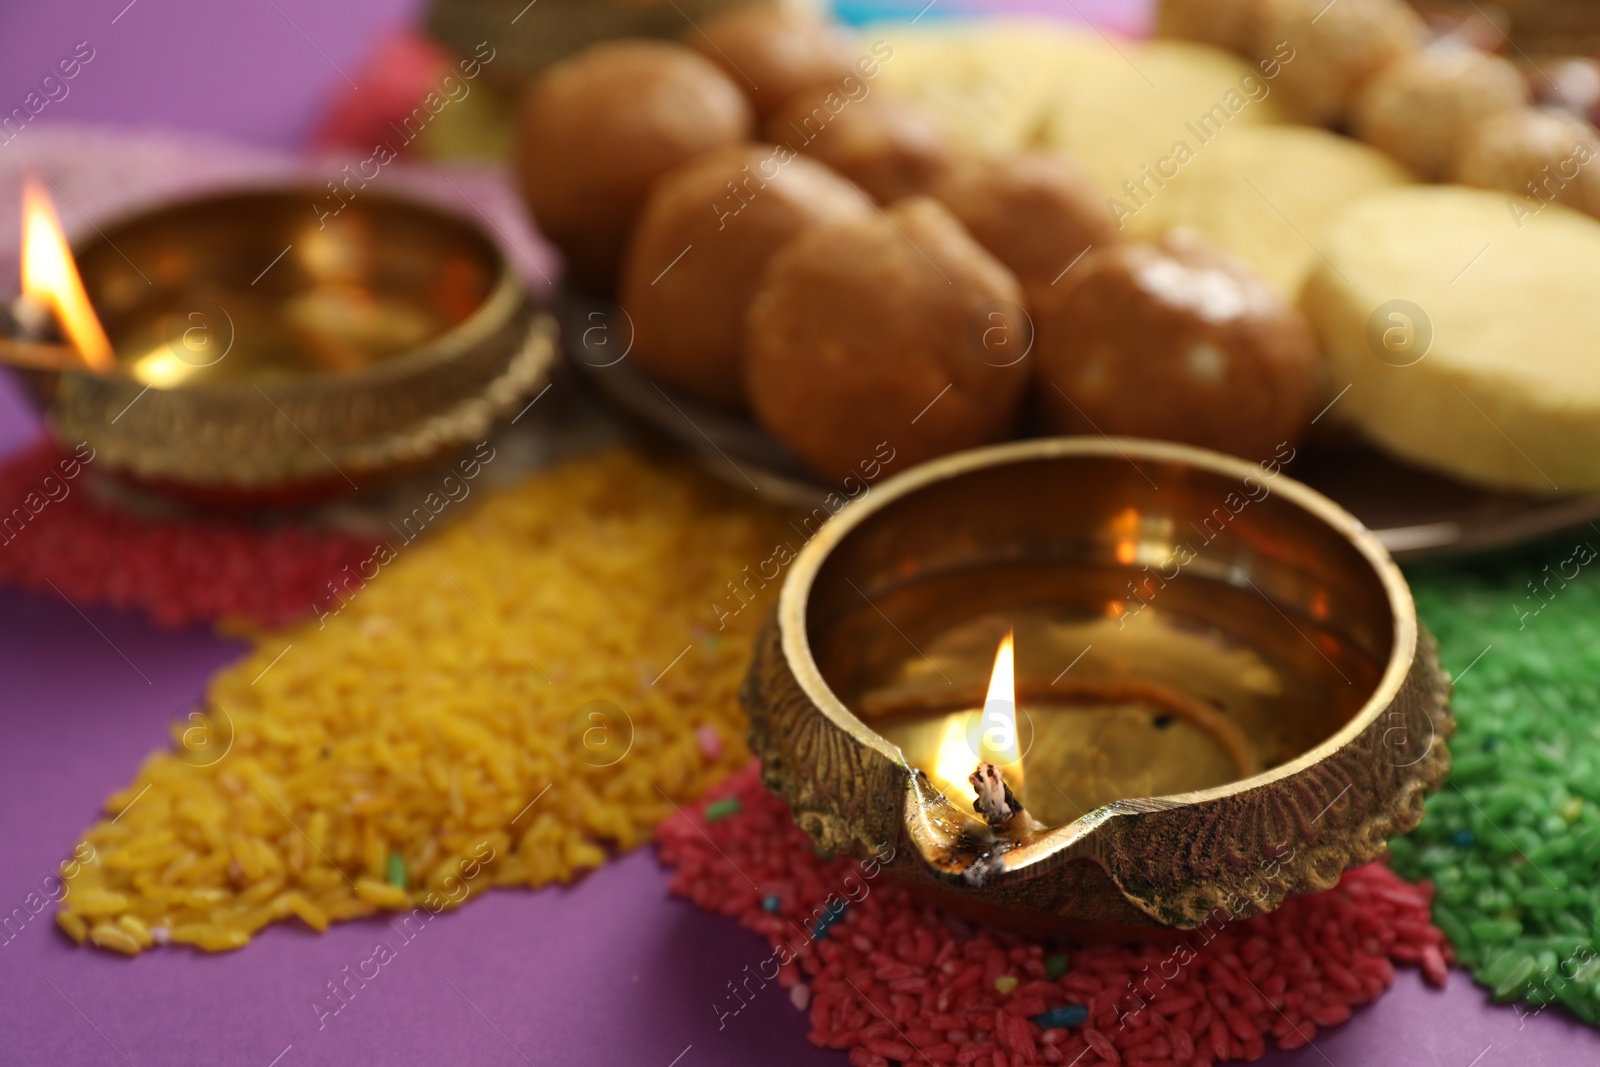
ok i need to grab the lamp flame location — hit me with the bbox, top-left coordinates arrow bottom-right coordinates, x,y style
985,629 -> 1015,719
932,630 -> 1023,804
20,175 -> 113,371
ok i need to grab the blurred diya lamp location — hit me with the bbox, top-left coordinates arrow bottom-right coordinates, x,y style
743,438 -> 1455,938
427,0 -> 772,90
1,179 -> 554,506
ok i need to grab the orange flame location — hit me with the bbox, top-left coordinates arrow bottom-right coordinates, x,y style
933,630 -> 1023,802
985,630 -> 1015,716
21,176 -> 113,371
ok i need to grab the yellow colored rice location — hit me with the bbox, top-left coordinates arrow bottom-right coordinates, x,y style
59,449 -> 786,954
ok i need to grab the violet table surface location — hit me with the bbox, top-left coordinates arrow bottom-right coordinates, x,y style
3,1 -> 1600,1065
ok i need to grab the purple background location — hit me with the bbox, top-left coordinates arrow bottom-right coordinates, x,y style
3,0 -> 1600,1064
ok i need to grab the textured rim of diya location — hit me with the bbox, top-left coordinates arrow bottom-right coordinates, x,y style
743,437 -> 1455,935
15,187 -> 556,490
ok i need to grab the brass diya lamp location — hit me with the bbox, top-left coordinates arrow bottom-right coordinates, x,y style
744,438 -> 1454,938
3,180 -> 555,504
427,0 -> 776,89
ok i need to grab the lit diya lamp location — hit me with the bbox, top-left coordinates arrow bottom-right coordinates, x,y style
744,438 -> 1454,937
1,178 -> 555,504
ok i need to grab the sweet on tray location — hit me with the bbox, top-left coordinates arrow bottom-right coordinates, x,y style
508,0 -> 1600,501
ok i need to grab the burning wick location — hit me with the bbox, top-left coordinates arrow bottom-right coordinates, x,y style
933,629 -> 1041,842
9,293 -> 52,340
13,174 -> 113,371
969,763 -> 1024,831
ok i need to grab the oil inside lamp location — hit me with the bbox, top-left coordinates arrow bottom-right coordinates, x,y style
866,611 -> 1275,885
16,175 -> 114,371
869,602 -> 1278,835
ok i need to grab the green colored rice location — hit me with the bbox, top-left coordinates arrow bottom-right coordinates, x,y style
1391,532 -> 1600,1024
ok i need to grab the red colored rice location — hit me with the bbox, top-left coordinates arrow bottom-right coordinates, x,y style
0,439 -> 380,628
659,767 -> 1453,1067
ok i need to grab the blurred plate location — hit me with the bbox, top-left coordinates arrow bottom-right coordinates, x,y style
557,296 -> 1600,560
1287,445 -> 1600,559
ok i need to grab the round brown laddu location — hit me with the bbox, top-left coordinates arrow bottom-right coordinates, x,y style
1155,0 -> 1266,54
1033,231 -> 1319,462
686,4 -> 861,119
929,150 -> 1117,307
620,144 -> 871,408
765,86 -> 956,203
514,39 -> 754,292
1453,106 -> 1600,220
743,197 -> 1030,480
1353,46 -> 1529,181
1252,0 -> 1425,126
